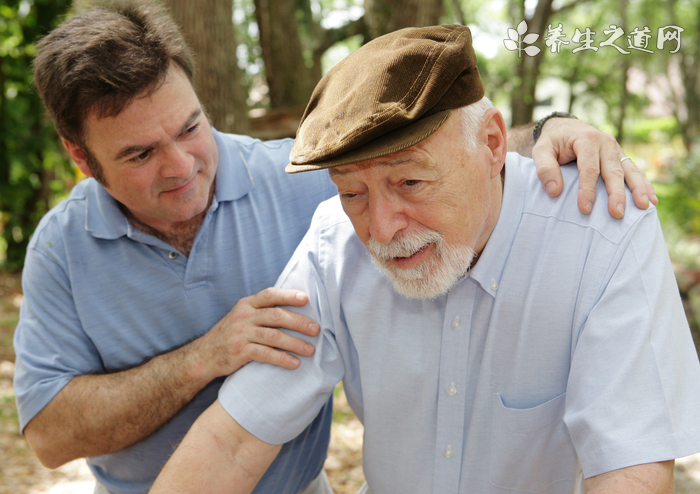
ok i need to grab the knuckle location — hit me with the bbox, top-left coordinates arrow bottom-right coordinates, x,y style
261,287 -> 278,299
625,160 -> 641,172
234,306 -> 255,321
607,167 -> 625,180
581,162 -> 600,176
238,294 -> 255,307
601,132 -> 617,146
230,339 -> 248,356
535,162 -> 555,178
268,307 -> 286,324
249,344 -> 271,361
297,314 -> 312,329
258,326 -> 281,344
583,127 -> 602,142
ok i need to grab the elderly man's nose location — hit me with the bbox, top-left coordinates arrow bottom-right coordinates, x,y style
368,195 -> 408,244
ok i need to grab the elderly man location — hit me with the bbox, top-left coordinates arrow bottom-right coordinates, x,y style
152,25 -> 700,494
15,3 -> 656,493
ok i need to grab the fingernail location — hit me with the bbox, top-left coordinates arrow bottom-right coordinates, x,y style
545,182 -> 557,194
304,343 -> 314,354
309,322 -> 319,334
616,203 -> 624,217
642,194 -> 649,205
295,292 -> 305,301
585,202 -> 593,213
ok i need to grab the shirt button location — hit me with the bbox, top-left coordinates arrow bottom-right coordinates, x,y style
490,279 -> 499,290
451,316 -> 461,329
444,445 -> 454,458
168,252 -> 178,260
447,383 -> 457,396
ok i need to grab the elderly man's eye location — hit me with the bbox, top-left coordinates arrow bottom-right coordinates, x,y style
404,180 -> 421,187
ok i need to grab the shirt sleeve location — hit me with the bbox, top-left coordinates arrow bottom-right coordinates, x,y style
13,245 -> 104,432
218,208 -> 346,445
564,210 -> 700,477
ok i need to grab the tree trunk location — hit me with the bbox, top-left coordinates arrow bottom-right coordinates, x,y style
364,0 -> 443,40
254,0 -> 316,109
166,0 -> 248,133
614,0 -> 629,142
509,0 -> 554,126
678,6 -> 700,151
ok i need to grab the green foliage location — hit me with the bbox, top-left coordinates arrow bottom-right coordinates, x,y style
0,0 -> 73,271
656,146 -> 700,237
628,117 -> 680,143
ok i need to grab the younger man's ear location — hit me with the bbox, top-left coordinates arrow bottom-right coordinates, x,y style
62,138 -> 94,178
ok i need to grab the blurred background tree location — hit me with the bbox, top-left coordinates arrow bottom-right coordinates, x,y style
1,0 -> 699,347
0,0 -> 73,271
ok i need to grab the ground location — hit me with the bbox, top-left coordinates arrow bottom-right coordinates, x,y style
1,270 -> 699,493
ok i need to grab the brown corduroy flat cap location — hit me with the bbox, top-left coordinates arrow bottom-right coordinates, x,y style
286,24 -> 484,173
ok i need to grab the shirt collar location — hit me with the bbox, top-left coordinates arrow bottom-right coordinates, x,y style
84,128 -> 254,240
211,128 -> 255,203
468,153 -> 526,298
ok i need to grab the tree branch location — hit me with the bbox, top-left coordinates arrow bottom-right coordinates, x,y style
312,16 -> 367,61
553,0 -> 590,15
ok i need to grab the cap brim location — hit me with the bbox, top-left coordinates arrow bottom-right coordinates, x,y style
286,110 -> 452,174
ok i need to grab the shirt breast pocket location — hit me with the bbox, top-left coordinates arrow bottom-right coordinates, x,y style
489,392 -> 579,493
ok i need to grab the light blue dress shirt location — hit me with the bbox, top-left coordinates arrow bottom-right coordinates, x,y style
13,130 -> 338,494
220,152 -> 700,493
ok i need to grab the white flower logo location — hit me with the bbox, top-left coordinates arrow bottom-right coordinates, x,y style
504,20 -> 542,57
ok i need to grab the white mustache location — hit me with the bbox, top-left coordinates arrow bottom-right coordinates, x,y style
367,228 -> 444,260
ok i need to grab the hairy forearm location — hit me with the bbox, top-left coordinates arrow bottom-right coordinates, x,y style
151,400 -> 280,494
24,287 -> 319,469
585,461 -> 675,494
506,123 -> 536,158
24,341 -> 211,468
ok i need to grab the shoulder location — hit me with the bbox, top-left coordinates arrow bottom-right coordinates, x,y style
309,196 -> 354,236
295,196 -> 364,274
27,180 -> 91,253
215,130 -> 336,201
508,153 -> 655,246
279,196 -> 356,269
216,131 -> 294,161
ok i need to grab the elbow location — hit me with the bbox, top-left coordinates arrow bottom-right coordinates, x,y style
38,455 -> 69,470
24,424 -> 73,469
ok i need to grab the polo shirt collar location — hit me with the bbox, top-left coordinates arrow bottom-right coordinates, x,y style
211,128 -> 255,202
84,180 -> 130,240
468,153 -> 525,298
84,128 -> 254,240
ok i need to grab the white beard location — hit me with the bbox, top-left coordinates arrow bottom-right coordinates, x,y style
367,227 -> 476,299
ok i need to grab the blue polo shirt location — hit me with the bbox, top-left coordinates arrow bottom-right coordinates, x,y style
14,130 -> 338,494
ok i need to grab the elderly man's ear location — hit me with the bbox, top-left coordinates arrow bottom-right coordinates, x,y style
481,108 -> 508,179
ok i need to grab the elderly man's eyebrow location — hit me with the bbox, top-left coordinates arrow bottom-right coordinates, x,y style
114,108 -> 202,161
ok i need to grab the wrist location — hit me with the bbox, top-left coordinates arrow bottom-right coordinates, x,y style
170,338 -> 218,389
533,111 -> 577,142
